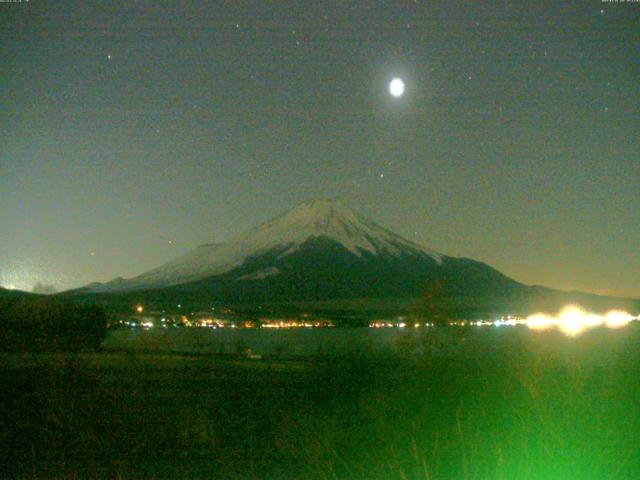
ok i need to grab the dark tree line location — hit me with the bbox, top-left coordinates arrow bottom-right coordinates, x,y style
0,297 -> 107,352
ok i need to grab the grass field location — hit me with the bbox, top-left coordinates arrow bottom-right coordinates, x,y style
1,325 -> 640,479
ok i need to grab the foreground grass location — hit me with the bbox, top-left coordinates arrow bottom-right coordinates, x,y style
1,326 -> 640,479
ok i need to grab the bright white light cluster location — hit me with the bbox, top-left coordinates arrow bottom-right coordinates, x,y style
525,306 -> 638,337
389,78 -> 405,97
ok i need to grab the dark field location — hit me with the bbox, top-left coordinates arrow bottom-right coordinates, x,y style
2,326 -> 640,479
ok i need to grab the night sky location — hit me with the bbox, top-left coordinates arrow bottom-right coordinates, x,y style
1,1 -> 638,297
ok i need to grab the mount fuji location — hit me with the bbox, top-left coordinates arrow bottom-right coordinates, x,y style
76,199 -> 637,315
82,200 -> 518,303
91,199 -> 447,291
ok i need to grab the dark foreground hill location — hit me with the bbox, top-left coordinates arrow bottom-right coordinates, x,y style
0,289 -> 107,351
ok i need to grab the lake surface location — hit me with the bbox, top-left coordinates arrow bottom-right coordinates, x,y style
104,326 -> 526,358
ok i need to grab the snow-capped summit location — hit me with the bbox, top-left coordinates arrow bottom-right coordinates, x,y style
90,199 -> 443,292
237,198 -> 442,260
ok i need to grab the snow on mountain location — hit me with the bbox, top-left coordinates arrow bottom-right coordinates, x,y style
236,267 -> 280,282
90,199 -> 444,292
238,199 -> 442,260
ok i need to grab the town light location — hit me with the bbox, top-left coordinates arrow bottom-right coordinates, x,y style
525,306 -> 637,337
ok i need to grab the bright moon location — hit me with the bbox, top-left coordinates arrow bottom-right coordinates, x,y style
389,78 -> 405,97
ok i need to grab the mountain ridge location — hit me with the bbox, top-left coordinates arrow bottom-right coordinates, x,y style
70,199 -> 639,317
